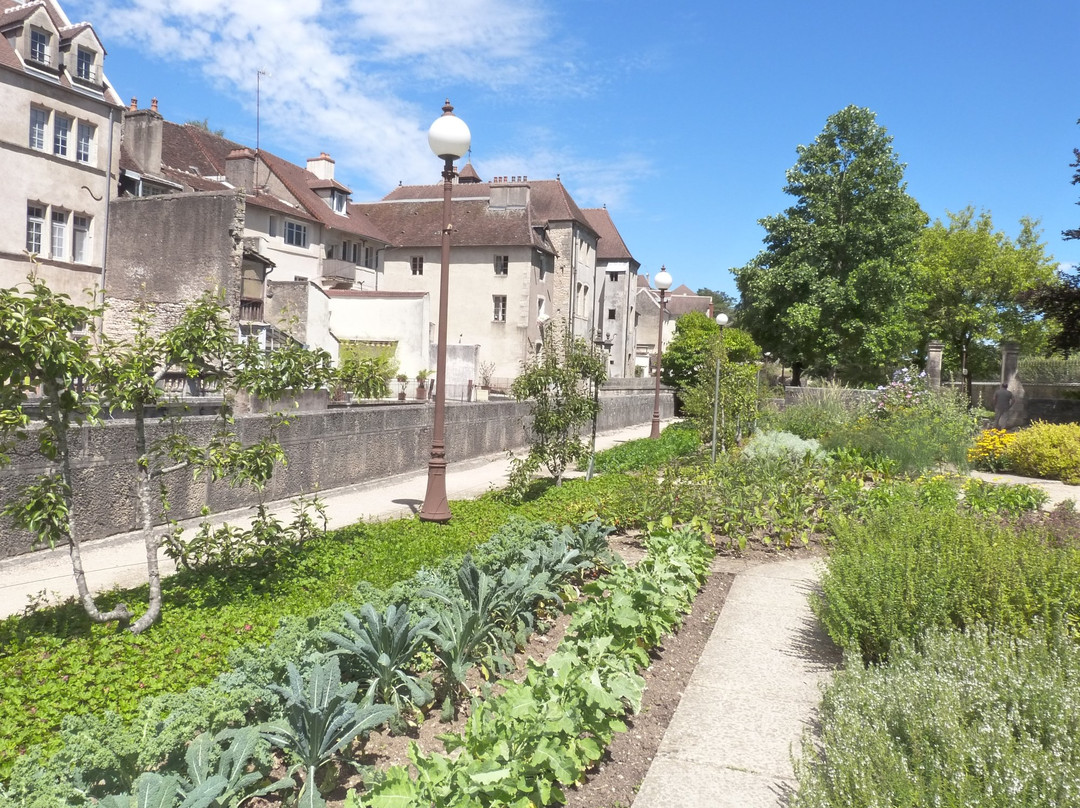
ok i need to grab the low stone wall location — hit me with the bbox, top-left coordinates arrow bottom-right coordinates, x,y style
0,389 -> 672,559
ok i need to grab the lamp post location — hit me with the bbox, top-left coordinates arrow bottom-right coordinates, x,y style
650,266 -> 673,439
711,312 -> 729,462
419,100 -> 470,523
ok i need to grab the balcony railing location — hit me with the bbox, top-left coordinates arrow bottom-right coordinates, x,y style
240,299 -> 264,322
320,257 -> 357,286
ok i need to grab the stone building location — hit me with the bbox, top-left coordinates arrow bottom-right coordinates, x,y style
0,0 -> 123,299
359,170 -> 639,383
113,99 -> 393,361
583,207 -> 640,378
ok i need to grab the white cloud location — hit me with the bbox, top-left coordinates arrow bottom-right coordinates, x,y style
80,0 -> 556,190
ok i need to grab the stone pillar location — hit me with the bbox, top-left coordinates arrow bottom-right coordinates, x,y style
926,340 -> 944,388
1000,341 -> 1025,428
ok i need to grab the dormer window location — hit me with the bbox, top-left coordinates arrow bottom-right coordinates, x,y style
75,48 -> 95,81
29,28 -> 51,65
330,189 -> 348,215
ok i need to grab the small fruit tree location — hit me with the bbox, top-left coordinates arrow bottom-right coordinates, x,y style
508,320 -> 607,492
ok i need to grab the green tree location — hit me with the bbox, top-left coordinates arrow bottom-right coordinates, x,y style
508,321 -> 606,490
696,288 -> 739,322
1022,267 -> 1080,357
734,105 -> 927,385
661,310 -> 760,392
913,208 -> 1056,386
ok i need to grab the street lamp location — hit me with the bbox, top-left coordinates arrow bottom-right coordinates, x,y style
419,100 -> 470,523
711,312 -> 729,462
650,266 -> 673,439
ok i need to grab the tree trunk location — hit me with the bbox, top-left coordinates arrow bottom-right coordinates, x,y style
128,404 -> 162,635
46,381 -> 132,626
790,362 -> 804,387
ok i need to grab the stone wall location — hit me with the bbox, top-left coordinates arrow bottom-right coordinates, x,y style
104,190 -> 245,338
0,389 -> 672,559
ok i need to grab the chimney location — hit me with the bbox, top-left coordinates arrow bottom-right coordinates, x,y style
225,148 -> 256,192
129,97 -> 137,110
150,97 -> 158,112
306,152 -> 334,181
123,103 -> 164,174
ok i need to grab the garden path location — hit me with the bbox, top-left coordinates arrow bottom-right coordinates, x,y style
0,420 -> 667,619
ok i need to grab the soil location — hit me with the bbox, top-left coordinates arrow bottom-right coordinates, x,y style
252,535 -> 823,808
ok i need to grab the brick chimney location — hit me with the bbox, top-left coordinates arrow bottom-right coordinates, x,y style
123,102 -> 163,175
306,152 -> 334,180
225,148 -> 256,191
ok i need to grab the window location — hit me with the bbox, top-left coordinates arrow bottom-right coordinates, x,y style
608,272 -> 619,282
493,295 -> 507,322
284,220 -> 307,247
76,122 -> 93,163
53,115 -> 71,157
268,215 -> 278,237
494,254 -> 509,275
75,48 -> 94,81
410,256 -> 423,276
607,308 -> 616,320
72,215 -> 90,263
51,211 -> 67,260
26,205 -> 44,254
29,107 -> 47,150
330,190 -> 347,214
29,29 -> 49,65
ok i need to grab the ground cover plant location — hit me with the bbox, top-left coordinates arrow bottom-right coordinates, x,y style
794,625 -> 1080,808
587,421 -> 699,474
0,517 -> 619,806
816,492 -> 1080,662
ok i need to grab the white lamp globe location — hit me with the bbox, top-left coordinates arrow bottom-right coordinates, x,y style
716,312 -> 729,327
428,100 -> 471,161
654,266 -> 673,291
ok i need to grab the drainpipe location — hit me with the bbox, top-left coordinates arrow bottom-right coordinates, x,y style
99,105 -> 116,317
568,226 -> 577,336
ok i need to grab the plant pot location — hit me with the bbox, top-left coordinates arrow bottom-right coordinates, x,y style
397,391 -> 406,401
475,387 -> 489,402
415,384 -> 428,402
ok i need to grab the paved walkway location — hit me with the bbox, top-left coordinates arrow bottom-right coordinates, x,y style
632,557 -> 839,808
0,421 -> 667,619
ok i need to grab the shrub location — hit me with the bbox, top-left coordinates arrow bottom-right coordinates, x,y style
967,428 -> 1017,472
794,625 -> 1080,808
741,430 -> 825,463
961,478 -> 1048,516
1006,421 -> 1080,484
826,386 -> 976,475
816,499 -> 1080,662
759,383 -> 857,441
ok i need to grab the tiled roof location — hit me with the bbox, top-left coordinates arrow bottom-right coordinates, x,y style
582,207 -> 635,262
381,178 -> 596,234
667,294 -> 713,317
357,198 -> 548,251
671,283 -> 695,295
127,116 -> 390,243
0,0 -> 121,105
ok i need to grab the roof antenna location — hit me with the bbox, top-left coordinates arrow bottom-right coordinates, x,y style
255,69 -> 269,191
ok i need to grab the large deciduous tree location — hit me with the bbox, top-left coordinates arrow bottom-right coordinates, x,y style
1021,124 -> 1080,357
913,208 -> 1056,388
734,105 -> 927,385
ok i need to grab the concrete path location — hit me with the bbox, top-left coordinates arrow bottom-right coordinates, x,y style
970,470 -> 1079,510
633,557 -> 840,808
0,420 -> 666,619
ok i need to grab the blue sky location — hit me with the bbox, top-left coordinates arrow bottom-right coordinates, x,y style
73,0 -> 1078,298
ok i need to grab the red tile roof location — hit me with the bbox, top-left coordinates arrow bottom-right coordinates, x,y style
582,207 -> 636,263
125,116 -> 389,243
